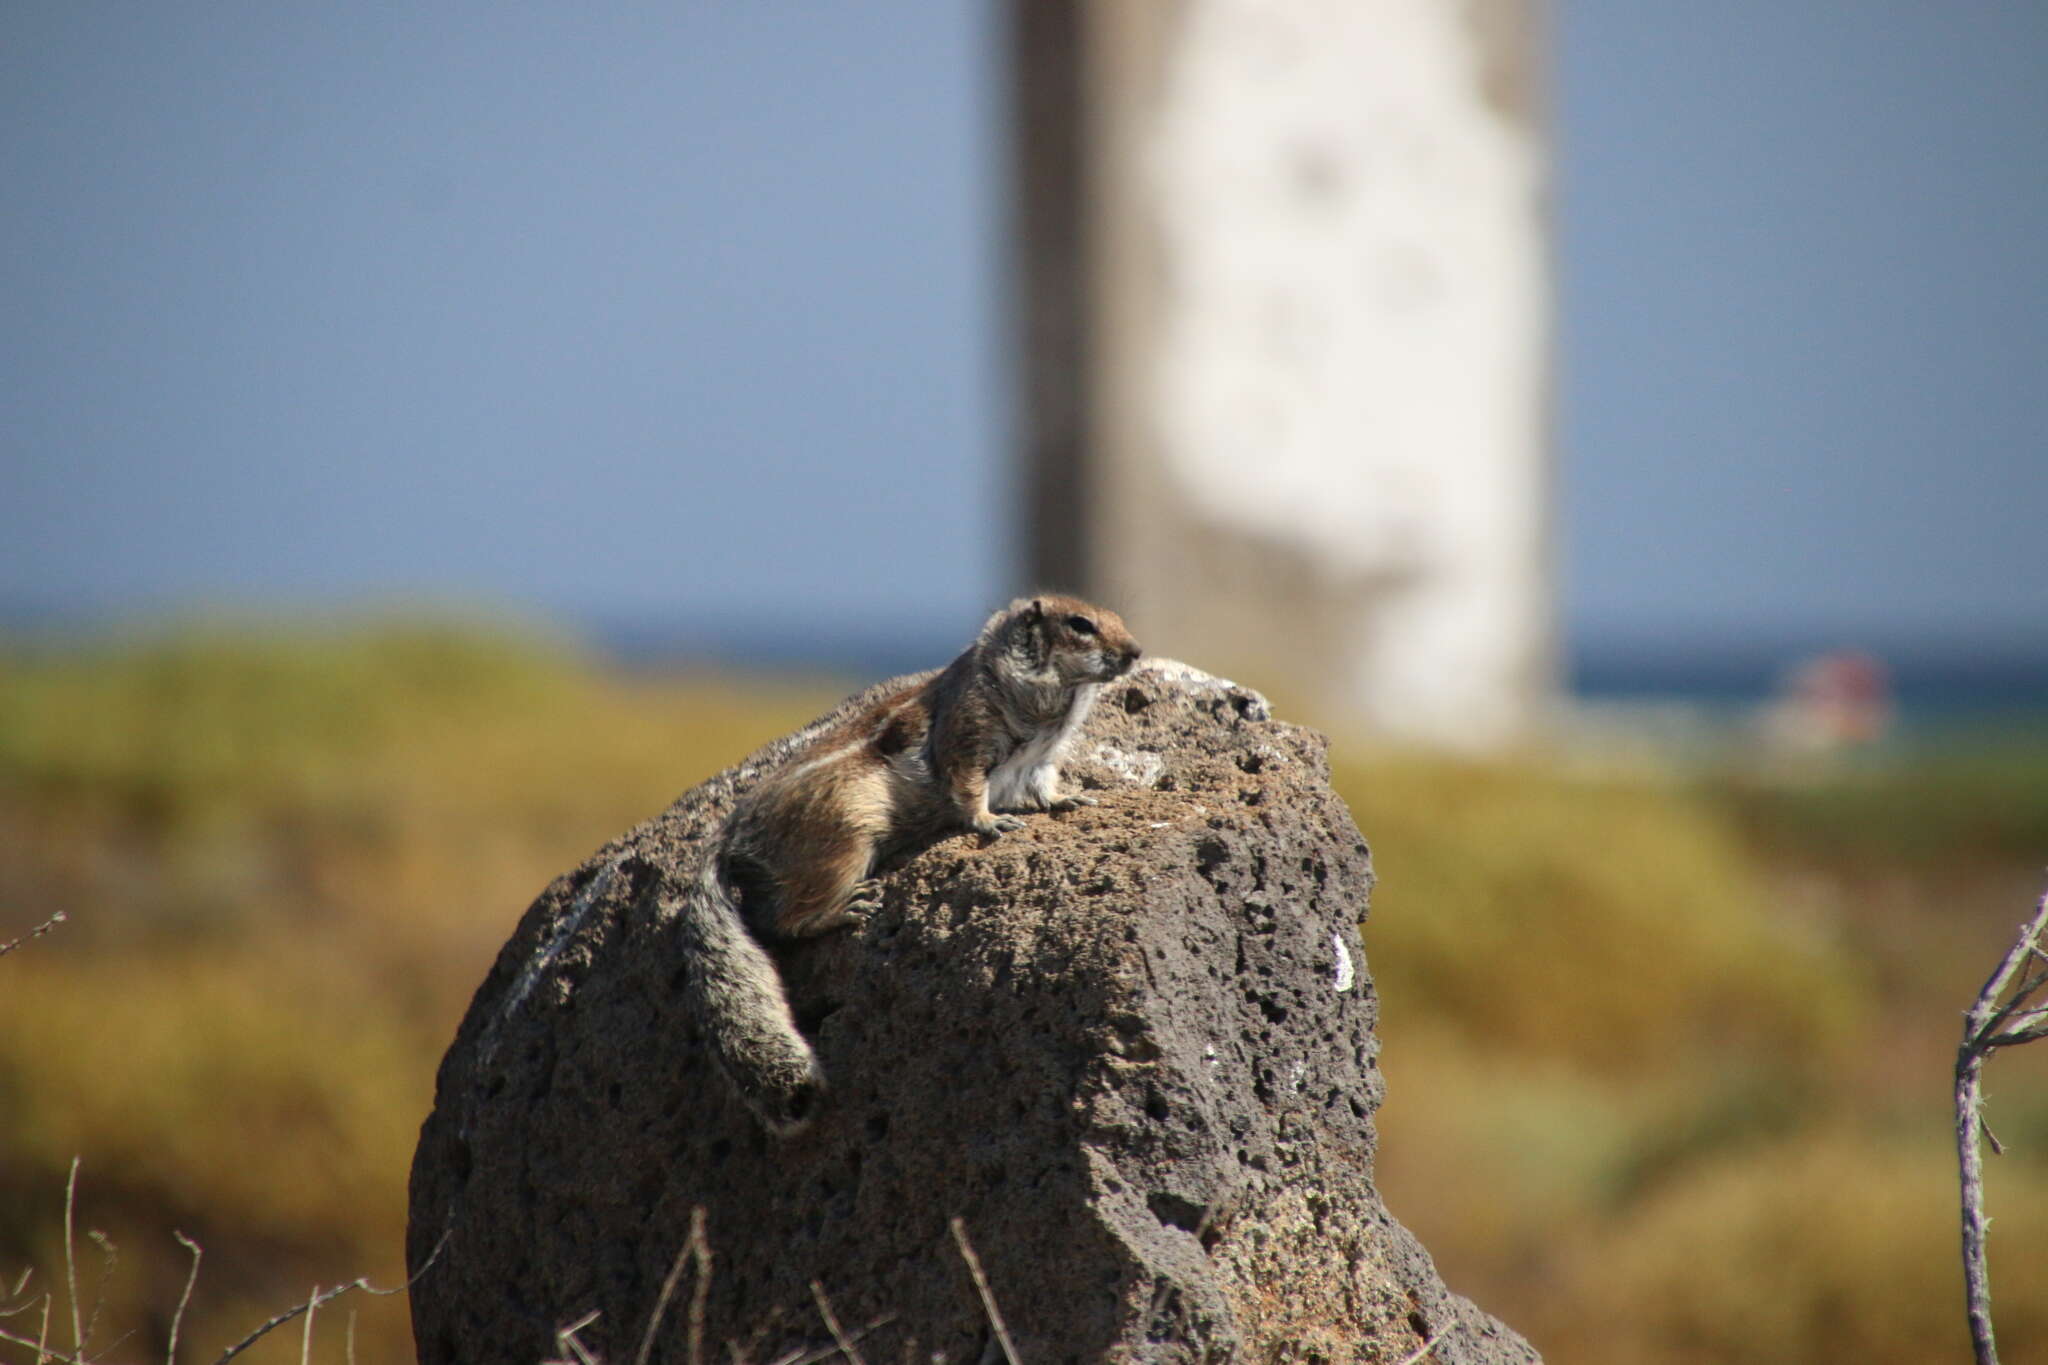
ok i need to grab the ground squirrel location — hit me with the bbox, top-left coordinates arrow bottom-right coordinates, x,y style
674,595 -> 1142,1133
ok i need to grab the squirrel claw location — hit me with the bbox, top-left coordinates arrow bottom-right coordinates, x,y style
1049,793 -> 1098,812
842,879 -> 884,917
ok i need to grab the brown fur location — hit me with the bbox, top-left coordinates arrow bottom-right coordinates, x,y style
683,595 -> 1142,1131
731,595 -> 1140,939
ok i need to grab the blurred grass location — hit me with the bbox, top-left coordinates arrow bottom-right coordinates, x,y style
2,620 -> 2044,1362
1340,746 -> 2048,1364
1707,731 -> 2048,869
1341,755 -> 1868,1075
0,619 -> 831,1363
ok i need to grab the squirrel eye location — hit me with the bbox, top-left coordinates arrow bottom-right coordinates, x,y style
1065,615 -> 1097,635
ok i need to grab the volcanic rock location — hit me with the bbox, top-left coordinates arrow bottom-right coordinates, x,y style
406,659 -> 1538,1364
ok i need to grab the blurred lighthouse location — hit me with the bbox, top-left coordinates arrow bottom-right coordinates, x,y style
1010,0 -> 1553,748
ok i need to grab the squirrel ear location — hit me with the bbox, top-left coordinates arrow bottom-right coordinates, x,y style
1026,598 -> 1046,621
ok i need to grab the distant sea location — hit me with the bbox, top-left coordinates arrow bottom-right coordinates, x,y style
1570,635 -> 2048,756
1572,637 -> 2047,714
6,604 -> 2043,729
588,617 -> 2048,738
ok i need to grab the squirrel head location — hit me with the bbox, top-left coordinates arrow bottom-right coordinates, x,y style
991,595 -> 1142,685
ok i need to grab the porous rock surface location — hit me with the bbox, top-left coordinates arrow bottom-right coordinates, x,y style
407,660 -> 1539,1364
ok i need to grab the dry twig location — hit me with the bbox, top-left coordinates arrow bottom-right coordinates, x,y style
0,1324 -> 93,1365
685,1211 -> 712,1365
167,1234 -> 203,1365
0,1271 -> 53,1365
762,1318 -> 893,1365
726,1304 -> 782,1365
80,1234 -> 115,1358
636,1208 -> 712,1365
210,1229 -> 449,1365
1955,880 -> 2048,1365
0,910 -> 66,959
62,1159 -> 83,1360
806,1283 -> 863,1365
544,1309 -> 603,1365
1393,1330 -> 1442,1365
947,1219 -> 1017,1365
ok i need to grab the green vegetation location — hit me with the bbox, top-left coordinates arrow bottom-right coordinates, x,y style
0,621 -> 832,1363
1342,749 -> 2048,1363
1,621 -> 2043,1362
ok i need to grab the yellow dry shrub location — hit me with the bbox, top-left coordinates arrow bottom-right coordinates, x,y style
2,950 -> 421,1236
1536,1128 -> 2048,1364
0,622 -> 834,1364
2,628 -> 2041,1365
1334,753 -> 1867,1075
0,945 -> 432,1363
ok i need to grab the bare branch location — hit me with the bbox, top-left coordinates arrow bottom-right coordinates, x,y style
209,1230 -> 448,1365
636,1210 -> 709,1365
686,1209 -> 711,1365
1957,880 -> 2048,1365
727,1304 -> 784,1365
1393,1331 -> 1443,1365
0,910 -> 67,959
1959,1047 -> 1999,1365
1964,892 -> 2048,1049
763,1318 -> 895,1365
807,1283 -> 864,1365
0,1281 -> 57,1365
62,1159 -> 82,1359
543,1309 -> 602,1365
0,1270 -> 44,1320
210,1282 -> 360,1365
1999,999 -> 2048,1028
0,1292 -> 56,1363
1990,1018 -> 2048,1049
651,1206 -> 716,1365
948,1219 -> 1017,1365
1984,974 -> 2048,1035
81,1233 -> 115,1356
167,1233 -> 203,1365
0,1322 -> 100,1365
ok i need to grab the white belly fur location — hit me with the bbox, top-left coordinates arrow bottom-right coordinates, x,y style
987,683 -> 1099,811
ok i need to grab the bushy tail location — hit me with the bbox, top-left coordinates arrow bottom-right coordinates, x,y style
671,853 -> 824,1134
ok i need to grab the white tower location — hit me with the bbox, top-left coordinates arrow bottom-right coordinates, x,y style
1012,0 -> 1552,747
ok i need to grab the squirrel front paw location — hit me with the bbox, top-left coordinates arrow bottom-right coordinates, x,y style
842,878 -> 885,917
1048,793 -> 1097,812
973,814 -> 1027,839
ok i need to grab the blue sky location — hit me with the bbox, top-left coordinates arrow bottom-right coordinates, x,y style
1557,1 -> 2048,656
4,2 -> 2044,668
